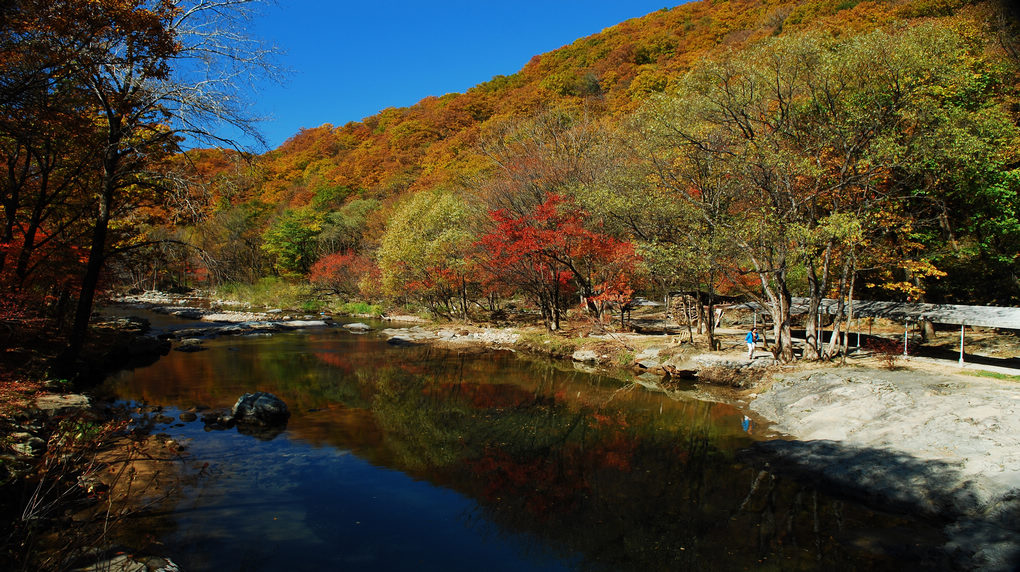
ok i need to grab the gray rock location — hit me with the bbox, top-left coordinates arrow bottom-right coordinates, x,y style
34,393 -> 91,417
387,335 -> 417,346
635,358 -> 661,369
635,348 -> 662,361
692,353 -> 774,369
283,320 -> 328,328
73,554 -> 147,572
74,554 -> 180,572
572,350 -> 599,363
10,432 -> 46,457
230,392 -> 290,426
748,368 -> 1020,571
167,308 -> 206,319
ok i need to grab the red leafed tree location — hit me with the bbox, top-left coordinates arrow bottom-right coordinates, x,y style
309,252 -> 379,300
479,193 -> 640,330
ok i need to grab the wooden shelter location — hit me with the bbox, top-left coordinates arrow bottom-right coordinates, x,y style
733,298 -> 1020,365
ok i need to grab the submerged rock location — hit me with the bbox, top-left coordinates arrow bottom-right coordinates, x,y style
175,338 -> 206,352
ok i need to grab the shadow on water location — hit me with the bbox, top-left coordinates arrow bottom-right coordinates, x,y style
95,326 -> 966,571
745,440 -> 1020,571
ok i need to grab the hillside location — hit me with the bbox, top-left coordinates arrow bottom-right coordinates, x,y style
0,0 -> 1016,366
213,0 -> 997,207
166,0 -> 1019,324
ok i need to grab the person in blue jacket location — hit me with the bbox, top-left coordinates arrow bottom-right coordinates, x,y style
745,327 -> 759,360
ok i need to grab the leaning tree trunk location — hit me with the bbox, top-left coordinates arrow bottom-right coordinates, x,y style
65,136 -> 121,364
66,180 -> 112,362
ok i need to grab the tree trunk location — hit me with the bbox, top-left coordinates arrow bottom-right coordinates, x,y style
706,286 -> 717,351
684,297 -> 694,342
0,144 -> 28,275
803,242 -> 832,360
13,168 -> 49,287
552,273 -> 561,330
769,283 -> 795,362
65,132 -> 120,363
839,268 -> 857,364
540,297 -> 552,330
66,182 -> 112,362
823,262 -> 850,360
695,296 -> 704,334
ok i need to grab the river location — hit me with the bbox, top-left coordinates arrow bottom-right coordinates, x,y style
96,315 -> 950,571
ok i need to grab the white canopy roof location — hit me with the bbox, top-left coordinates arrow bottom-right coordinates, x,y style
739,298 -> 1020,330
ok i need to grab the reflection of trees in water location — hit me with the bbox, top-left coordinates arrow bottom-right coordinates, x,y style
104,334 -> 948,569
343,353 -> 947,570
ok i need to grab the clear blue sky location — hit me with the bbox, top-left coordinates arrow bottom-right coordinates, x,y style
243,1 -> 683,150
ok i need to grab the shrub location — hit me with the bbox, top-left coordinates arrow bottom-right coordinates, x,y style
864,336 -> 903,369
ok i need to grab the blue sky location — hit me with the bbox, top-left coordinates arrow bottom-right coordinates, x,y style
243,1 -> 683,150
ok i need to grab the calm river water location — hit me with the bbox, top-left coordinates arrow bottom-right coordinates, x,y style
98,318 -> 948,571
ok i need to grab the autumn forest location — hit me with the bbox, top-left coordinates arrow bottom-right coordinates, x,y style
3,0 -> 1019,363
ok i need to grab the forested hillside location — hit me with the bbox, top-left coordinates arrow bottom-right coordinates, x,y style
3,0 -> 1018,361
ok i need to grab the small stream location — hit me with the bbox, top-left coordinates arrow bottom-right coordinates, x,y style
96,310 -> 950,571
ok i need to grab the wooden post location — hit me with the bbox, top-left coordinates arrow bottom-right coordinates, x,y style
959,323 -> 966,366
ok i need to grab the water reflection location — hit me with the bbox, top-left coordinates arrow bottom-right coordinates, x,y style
100,328 -> 948,571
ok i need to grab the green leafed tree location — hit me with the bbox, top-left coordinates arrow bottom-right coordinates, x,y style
635,21 -> 1019,361
378,188 -> 481,318
261,208 -> 322,276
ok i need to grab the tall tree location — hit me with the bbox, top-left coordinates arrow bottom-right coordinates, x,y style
0,0 -> 277,361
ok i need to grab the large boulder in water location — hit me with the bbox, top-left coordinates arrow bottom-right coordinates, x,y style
230,392 -> 290,426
